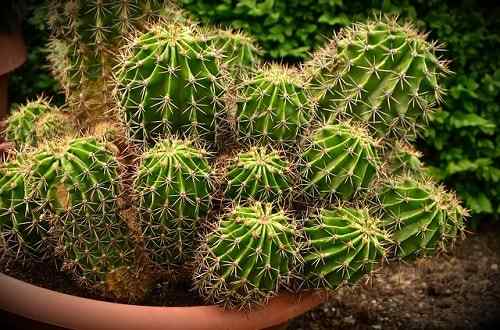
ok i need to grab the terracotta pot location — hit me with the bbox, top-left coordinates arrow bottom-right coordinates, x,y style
0,273 -> 327,330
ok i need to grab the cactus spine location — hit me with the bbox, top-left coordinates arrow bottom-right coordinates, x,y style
303,206 -> 389,289
193,202 -> 302,308
224,147 -> 292,203
235,64 -> 311,145
300,123 -> 381,201
308,17 -> 449,139
134,139 -> 213,268
379,176 -> 467,259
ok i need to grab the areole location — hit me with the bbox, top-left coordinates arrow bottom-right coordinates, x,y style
0,273 -> 328,330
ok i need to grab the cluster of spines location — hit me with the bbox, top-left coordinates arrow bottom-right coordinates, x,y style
223,147 -> 292,204
378,175 -> 467,259
234,64 -> 311,145
303,206 -> 390,289
193,202 -> 302,309
133,138 -> 213,269
300,122 -> 381,201
307,16 -> 450,140
114,22 -> 227,146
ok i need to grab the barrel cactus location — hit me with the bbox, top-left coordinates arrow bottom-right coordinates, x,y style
385,141 -> 424,176
234,64 -> 311,145
210,28 -> 261,71
193,202 -> 302,308
223,147 -> 292,203
308,17 -> 450,139
300,122 -> 381,201
303,206 -> 390,289
134,138 -> 213,269
114,22 -> 228,145
378,176 -> 467,259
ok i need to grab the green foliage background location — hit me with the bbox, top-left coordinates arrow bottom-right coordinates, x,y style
8,0 -> 500,222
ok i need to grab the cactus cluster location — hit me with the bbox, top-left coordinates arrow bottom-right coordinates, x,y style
2,13 -> 469,309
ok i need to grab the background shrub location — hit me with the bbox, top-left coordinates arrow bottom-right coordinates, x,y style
8,0 -> 500,223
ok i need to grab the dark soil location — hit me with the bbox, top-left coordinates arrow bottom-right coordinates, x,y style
1,224 -> 500,329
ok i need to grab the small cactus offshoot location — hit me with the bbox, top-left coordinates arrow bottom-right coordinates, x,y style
385,141 -> 424,176
193,202 -> 302,309
379,176 -> 467,259
303,206 -> 390,289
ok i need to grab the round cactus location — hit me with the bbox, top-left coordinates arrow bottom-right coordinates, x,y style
4,98 -> 67,148
210,28 -> 261,71
224,147 -> 292,203
234,64 -> 311,145
308,17 -> 450,139
34,111 -> 75,144
114,22 -> 227,145
386,141 -> 424,176
134,138 -> 213,268
303,206 -> 390,289
193,202 -> 302,308
300,122 -> 381,201
378,176 -> 467,259
0,158 -> 50,258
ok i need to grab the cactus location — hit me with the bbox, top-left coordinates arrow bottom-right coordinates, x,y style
234,64 -> 311,145
0,158 -> 50,258
300,122 -> 381,201
210,28 -> 261,71
224,147 -> 292,203
26,136 -> 135,294
303,206 -> 389,289
34,111 -> 75,144
134,138 -> 213,268
4,98 -> 70,148
114,22 -> 227,145
308,17 -> 450,139
386,141 -> 424,176
378,176 -> 467,259
193,202 -> 302,309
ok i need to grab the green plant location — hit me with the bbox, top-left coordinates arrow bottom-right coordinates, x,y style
114,22 -> 227,145
4,97 -> 71,148
234,64 -> 310,145
134,138 -> 213,268
307,17 -> 449,140
378,175 -> 467,259
223,146 -> 292,203
193,202 -> 301,308
209,28 -> 261,72
300,122 -> 381,201
303,206 -> 389,289
386,140 -> 424,176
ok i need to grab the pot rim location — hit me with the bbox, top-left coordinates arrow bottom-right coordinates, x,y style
0,273 -> 327,330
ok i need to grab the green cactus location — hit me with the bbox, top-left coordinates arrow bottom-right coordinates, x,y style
210,28 -> 261,71
235,64 -> 311,145
27,136 -> 134,293
134,138 -> 213,268
115,23 -> 227,145
386,141 -> 424,176
4,98 -> 69,148
224,147 -> 292,203
300,122 -> 381,201
308,17 -> 449,139
193,202 -> 301,309
303,206 -> 389,289
379,176 -> 467,259
34,111 -> 75,144
0,158 -> 50,258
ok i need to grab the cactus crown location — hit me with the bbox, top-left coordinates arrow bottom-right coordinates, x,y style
235,64 -> 311,145
309,16 -> 450,140
193,202 -> 301,309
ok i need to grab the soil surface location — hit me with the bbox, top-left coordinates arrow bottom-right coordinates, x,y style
1,224 -> 500,329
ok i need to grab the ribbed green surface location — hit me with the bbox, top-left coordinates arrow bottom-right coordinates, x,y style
28,137 -> 132,287
225,147 -> 291,203
379,176 -> 467,259
116,23 -> 226,144
134,139 -> 213,267
211,28 -> 261,71
300,123 -> 380,200
0,159 -> 49,257
193,202 -> 301,308
5,98 -> 55,148
309,18 -> 449,139
235,65 -> 311,145
303,207 -> 389,289
386,141 -> 424,177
